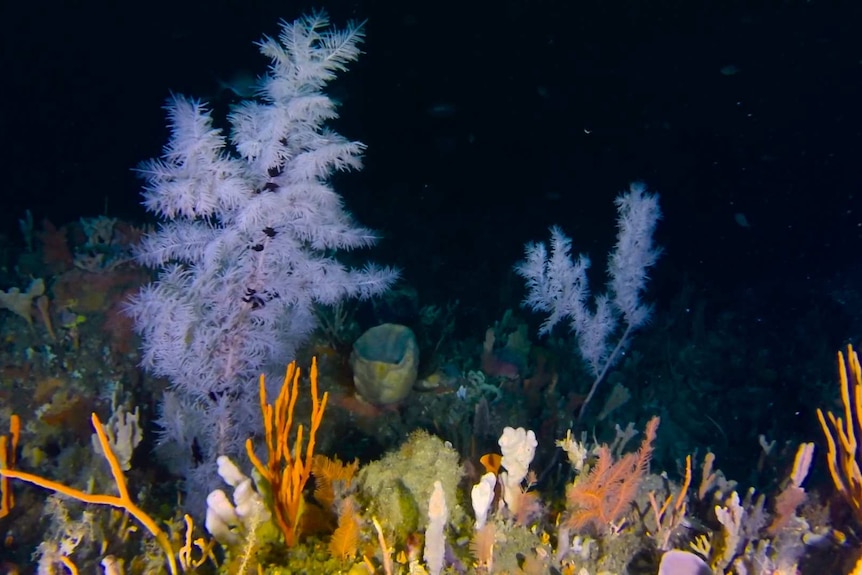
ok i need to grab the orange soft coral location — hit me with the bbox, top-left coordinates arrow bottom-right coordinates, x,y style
564,416 -> 659,534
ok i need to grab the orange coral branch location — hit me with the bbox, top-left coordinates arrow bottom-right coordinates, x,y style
0,413 -> 178,575
59,556 -> 79,575
818,344 -> 862,522
648,453 -> 691,550
0,414 -> 20,518
245,357 -> 328,547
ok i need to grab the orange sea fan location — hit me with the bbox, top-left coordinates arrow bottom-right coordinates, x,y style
565,416 -> 659,534
329,497 -> 360,561
312,453 -> 359,511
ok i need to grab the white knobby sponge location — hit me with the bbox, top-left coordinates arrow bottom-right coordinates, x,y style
498,427 -> 537,514
499,426 -> 537,484
205,455 -> 271,545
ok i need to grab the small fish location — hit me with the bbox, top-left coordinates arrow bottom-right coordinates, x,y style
426,103 -> 457,118
217,70 -> 261,98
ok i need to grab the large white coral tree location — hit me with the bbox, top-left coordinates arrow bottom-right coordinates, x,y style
126,11 -> 397,511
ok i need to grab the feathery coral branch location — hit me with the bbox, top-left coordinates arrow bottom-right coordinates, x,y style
565,416 -> 659,534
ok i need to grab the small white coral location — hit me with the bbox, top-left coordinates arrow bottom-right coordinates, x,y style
92,389 -> 143,471
0,277 -> 44,327
556,429 -> 590,473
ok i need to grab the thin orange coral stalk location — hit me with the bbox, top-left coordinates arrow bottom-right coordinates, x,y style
0,414 -> 20,518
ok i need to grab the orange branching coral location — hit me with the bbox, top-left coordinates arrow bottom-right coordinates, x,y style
565,416 -> 659,534
0,414 -> 20,518
648,453 -> 691,550
0,413 -> 178,574
817,344 -> 862,523
245,357 -> 328,547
